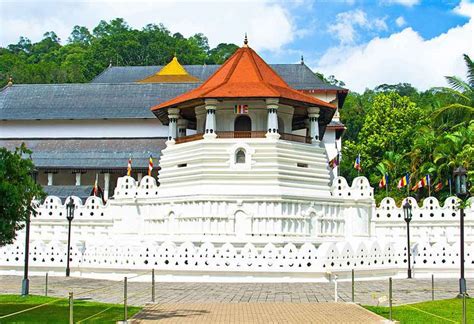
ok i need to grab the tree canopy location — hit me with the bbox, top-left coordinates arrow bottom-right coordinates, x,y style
0,144 -> 45,246
0,18 -> 239,87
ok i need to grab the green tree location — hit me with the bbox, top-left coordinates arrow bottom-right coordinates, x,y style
433,54 -> 474,127
0,144 -> 45,246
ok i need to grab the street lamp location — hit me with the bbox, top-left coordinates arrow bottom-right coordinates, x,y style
21,168 -> 38,296
403,199 -> 413,279
65,197 -> 75,277
453,166 -> 469,297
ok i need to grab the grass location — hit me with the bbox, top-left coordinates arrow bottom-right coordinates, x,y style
364,298 -> 473,324
0,294 -> 142,323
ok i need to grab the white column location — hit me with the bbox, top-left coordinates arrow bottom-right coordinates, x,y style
75,173 -> 81,186
137,173 -> 143,182
204,99 -> 218,139
167,108 -> 180,144
177,119 -> 188,138
47,173 -> 53,186
308,107 -> 320,144
265,98 -> 280,139
103,172 -> 110,200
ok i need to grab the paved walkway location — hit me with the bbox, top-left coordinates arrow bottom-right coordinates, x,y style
130,302 -> 386,323
0,275 -> 470,307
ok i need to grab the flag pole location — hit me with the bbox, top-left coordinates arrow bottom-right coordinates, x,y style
386,175 -> 389,197
449,177 -> 452,196
428,176 -> 431,197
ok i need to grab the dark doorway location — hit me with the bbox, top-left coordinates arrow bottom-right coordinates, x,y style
234,115 -> 252,131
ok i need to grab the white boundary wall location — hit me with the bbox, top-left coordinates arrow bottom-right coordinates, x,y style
0,176 -> 472,282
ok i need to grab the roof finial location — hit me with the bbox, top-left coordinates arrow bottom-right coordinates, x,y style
109,59 -> 112,67
7,75 -> 13,86
243,33 -> 248,47
300,55 -> 304,65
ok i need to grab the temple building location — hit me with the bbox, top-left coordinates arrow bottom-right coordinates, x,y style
0,40 -> 346,200
1,39 -> 472,282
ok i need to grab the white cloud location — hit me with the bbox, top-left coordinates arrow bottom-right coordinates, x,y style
0,0 -> 297,52
395,16 -> 406,27
384,0 -> 420,7
315,18 -> 473,92
454,0 -> 474,18
328,9 -> 387,45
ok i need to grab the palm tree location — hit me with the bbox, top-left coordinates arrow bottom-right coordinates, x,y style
433,54 -> 474,126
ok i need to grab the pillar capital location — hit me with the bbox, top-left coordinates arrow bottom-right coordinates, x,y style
265,98 -> 279,109
204,99 -> 218,108
308,107 -> 320,117
168,107 -> 180,119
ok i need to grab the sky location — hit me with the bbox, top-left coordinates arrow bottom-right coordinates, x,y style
0,0 -> 473,92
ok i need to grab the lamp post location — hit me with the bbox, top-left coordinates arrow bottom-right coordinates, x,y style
403,199 -> 413,279
21,168 -> 37,296
65,197 -> 75,277
454,166 -> 469,297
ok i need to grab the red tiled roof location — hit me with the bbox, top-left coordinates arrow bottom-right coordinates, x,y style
151,46 -> 335,111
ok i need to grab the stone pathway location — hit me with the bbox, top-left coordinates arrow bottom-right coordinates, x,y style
0,275 -> 470,307
130,302 -> 386,323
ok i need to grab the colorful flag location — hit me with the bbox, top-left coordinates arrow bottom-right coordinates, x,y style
148,155 -> 153,176
234,104 -> 248,114
127,156 -> 132,176
411,183 -> 419,191
397,174 -> 409,189
413,175 -> 430,190
329,155 -> 339,169
379,174 -> 388,188
434,182 -> 443,192
354,154 -> 361,171
93,175 -> 99,196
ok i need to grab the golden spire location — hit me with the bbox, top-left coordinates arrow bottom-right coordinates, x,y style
243,33 -> 248,47
138,55 -> 200,83
7,76 -> 13,86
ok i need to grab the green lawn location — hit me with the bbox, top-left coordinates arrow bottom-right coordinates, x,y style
365,298 -> 473,324
0,294 -> 142,323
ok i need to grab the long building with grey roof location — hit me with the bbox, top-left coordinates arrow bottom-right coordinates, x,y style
0,56 -> 346,200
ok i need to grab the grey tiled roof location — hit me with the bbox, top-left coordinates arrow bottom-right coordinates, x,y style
43,185 -> 94,203
0,138 -> 166,169
91,64 -> 345,91
0,83 -> 196,120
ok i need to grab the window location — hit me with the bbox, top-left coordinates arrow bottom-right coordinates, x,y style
235,149 -> 246,164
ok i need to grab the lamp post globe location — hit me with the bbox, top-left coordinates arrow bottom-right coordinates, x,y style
453,166 -> 469,297
403,199 -> 413,279
65,197 -> 75,277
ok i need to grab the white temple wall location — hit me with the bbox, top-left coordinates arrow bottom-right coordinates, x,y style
0,119 -> 167,138
158,138 -> 333,199
1,175 -> 473,281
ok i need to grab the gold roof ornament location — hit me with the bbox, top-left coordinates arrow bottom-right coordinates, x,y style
138,55 -> 200,83
7,76 -> 13,87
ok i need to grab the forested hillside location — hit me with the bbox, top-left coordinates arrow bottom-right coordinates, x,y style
1,18 -> 472,203
0,18 -> 238,86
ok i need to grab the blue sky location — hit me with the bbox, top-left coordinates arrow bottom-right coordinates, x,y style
0,0 -> 473,92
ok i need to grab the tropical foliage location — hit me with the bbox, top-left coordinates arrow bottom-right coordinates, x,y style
339,55 -> 473,203
0,144 -> 45,246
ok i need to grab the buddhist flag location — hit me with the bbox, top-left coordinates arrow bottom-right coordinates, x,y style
93,174 -> 99,196
234,104 -> 248,114
148,155 -> 153,176
379,174 -> 388,188
397,174 -> 409,189
329,155 -> 339,169
434,182 -> 443,192
127,156 -> 132,176
354,154 -> 361,171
